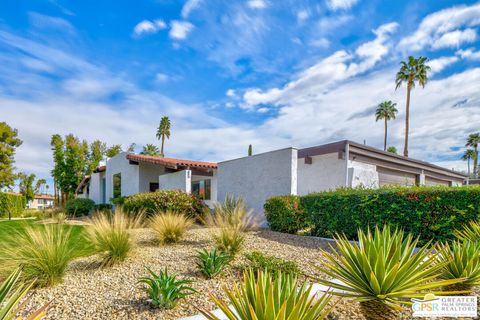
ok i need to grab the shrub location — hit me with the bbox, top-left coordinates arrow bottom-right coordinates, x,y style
301,186 -> 480,244
316,225 -> 462,319
65,198 -> 95,217
0,193 -> 26,219
123,190 -> 206,221
200,269 -> 332,320
94,204 -> 113,212
86,208 -> 143,267
150,212 -> 192,244
196,248 -> 232,279
264,195 -> 308,234
244,251 -> 301,275
53,212 -> 67,224
212,227 -> 245,256
138,267 -> 196,309
210,195 -> 257,231
0,225 -> 81,287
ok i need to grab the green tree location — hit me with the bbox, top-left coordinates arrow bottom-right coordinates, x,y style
63,135 -> 89,198
395,56 -> 430,157
0,122 -> 23,188
50,134 -> 65,205
375,101 -> 398,151
88,140 -> 107,174
17,172 -> 36,202
466,133 -> 480,178
462,149 -> 475,178
126,143 -> 136,153
140,144 -> 161,156
106,144 -> 122,158
387,146 -> 397,154
156,116 -> 171,157
248,144 -> 253,156
35,178 -> 47,194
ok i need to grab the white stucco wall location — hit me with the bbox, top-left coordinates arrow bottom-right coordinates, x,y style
297,153 -> 346,195
139,162 -> 166,193
348,160 -> 379,188
217,148 -> 297,216
106,152 -> 140,201
159,170 -> 191,192
89,171 -> 106,204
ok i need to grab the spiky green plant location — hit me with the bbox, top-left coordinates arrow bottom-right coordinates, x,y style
436,240 -> 480,292
196,248 -> 232,279
0,225 -> 80,287
454,221 -> 480,242
150,212 -> 192,244
138,267 -> 196,309
316,225 -> 463,319
200,269 -> 332,320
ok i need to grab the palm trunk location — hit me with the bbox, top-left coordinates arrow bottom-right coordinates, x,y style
384,118 -> 387,151
467,158 -> 471,178
474,146 -> 478,178
161,135 -> 165,157
403,81 -> 412,157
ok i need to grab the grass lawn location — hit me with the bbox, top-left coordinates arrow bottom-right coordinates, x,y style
0,219 -> 92,256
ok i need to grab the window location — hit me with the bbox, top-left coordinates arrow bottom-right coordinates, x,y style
101,178 -> 106,203
149,183 -> 159,192
192,179 -> 211,200
113,173 -> 122,199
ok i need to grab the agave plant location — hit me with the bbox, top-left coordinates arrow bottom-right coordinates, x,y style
138,267 -> 196,309
316,225 -> 463,320
454,221 -> 480,242
200,269 -> 332,320
436,240 -> 480,293
196,248 -> 232,279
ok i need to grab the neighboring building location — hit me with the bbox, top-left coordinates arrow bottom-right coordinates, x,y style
27,194 -> 55,209
78,140 -> 466,214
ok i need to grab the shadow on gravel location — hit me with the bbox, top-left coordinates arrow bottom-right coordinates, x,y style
253,230 -> 334,251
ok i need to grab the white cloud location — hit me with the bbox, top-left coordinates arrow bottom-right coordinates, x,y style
456,48 -> 480,60
169,21 -> 194,40
432,28 -> 477,49
181,0 -> 202,19
399,2 -> 480,51
428,56 -> 459,74
297,10 -> 310,22
226,89 -> 236,97
247,0 -> 268,9
155,73 -> 169,83
326,0 -> 359,11
133,19 -> 167,36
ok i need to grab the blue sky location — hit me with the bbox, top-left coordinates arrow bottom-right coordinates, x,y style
1,0 -> 479,188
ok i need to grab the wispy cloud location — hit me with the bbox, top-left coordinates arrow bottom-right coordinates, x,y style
169,20 -> 194,40
247,0 -> 269,9
133,19 -> 167,37
326,0 -> 359,11
181,0 -> 202,18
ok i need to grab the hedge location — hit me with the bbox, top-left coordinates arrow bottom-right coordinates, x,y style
123,190 -> 207,221
264,195 -> 309,234
66,198 -> 95,216
0,193 -> 26,218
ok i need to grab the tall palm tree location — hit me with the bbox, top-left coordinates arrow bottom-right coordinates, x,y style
375,101 -> 398,151
156,116 -> 171,157
395,56 -> 430,157
140,144 -> 161,156
466,133 -> 480,178
462,149 -> 475,178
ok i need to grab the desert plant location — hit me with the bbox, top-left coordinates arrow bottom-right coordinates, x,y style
244,251 -> 301,276
316,225 -> 462,320
150,212 -> 192,244
210,195 -> 256,231
212,227 -> 245,256
65,198 -> 95,217
53,212 -> 67,224
436,240 -> 480,293
200,269 -> 332,320
0,225 -> 80,287
138,267 -> 196,309
196,248 -> 232,279
86,208 -> 143,267
454,220 -> 480,242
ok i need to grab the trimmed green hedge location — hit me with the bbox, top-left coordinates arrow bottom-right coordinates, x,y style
66,198 -> 95,216
123,190 -> 207,221
264,195 -> 309,234
0,193 -> 26,218
303,186 -> 480,244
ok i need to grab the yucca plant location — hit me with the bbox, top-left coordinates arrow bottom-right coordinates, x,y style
196,248 -> 232,279
86,208 -> 143,267
316,225 -> 463,320
0,268 -> 50,320
0,225 -> 80,287
138,267 -> 196,309
436,240 -> 480,293
212,226 -> 245,256
454,220 -> 480,242
150,212 -> 192,244
200,269 -> 332,320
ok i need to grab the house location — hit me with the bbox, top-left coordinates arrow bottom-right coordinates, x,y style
27,194 -> 55,209
77,140 -> 466,215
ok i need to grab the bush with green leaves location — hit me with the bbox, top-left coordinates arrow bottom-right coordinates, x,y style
200,269 -> 332,320
123,190 -> 206,221
138,267 -> 196,309
244,251 -> 301,276
0,192 -> 26,219
65,198 -> 95,217
93,203 -> 113,212
196,248 -> 232,279
264,195 -> 308,234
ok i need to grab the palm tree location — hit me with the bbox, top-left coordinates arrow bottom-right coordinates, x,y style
395,56 -> 430,157
466,133 -> 480,178
156,116 -> 171,157
140,144 -> 161,156
375,101 -> 398,151
462,149 -> 475,178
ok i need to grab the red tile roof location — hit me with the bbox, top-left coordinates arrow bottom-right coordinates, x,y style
35,194 -> 55,200
94,165 -> 106,173
126,154 -> 217,169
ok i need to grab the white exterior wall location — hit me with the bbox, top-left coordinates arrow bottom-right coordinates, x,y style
348,160 -> 379,188
159,170 -> 191,193
139,162 -> 166,193
106,152 -> 140,201
217,148 -> 297,216
89,171 -> 106,204
192,172 -> 218,207
297,153 -> 346,195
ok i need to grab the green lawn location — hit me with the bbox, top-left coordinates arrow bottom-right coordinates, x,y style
0,219 -> 92,256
